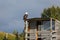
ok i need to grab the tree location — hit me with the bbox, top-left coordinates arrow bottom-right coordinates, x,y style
15,32 -> 19,40
13,30 -> 20,40
13,29 -> 17,35
19,32 -> 24,40
41,6 -> 60,20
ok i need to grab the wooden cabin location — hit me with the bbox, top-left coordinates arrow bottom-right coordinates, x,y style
23,13 -> 60,40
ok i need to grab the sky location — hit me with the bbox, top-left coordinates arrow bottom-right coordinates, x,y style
0,0 -> 60,33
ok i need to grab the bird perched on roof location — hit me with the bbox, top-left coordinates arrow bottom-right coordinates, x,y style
23,12 -> 28,21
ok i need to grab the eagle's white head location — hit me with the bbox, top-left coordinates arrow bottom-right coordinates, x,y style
25,12 -> 28,15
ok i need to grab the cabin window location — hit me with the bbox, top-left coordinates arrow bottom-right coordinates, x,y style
37,21 -> 43,31
37,20 -> 55,31
30,21 -> 36,29
38,25 -> 41,31
52,21 -> 55,30
37,21 -> 43,25
37,21 -> 50,31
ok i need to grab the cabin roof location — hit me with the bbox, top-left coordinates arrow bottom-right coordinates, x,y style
27,18 -> 53,22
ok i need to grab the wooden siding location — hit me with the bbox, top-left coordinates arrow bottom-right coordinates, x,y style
55,20 -> 60,40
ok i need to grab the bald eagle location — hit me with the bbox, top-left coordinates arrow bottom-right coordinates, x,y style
23,12 -> 28,20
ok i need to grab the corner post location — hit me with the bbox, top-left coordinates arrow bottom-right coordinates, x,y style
23,12 -> 28,40
50,18 -> 52,40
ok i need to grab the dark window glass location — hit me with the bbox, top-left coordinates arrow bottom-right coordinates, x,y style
52,21 -> 55,30
30,21 -> 36,29
37,21 -> 50,31
27,38 -> 29,40
43,21 -> 50,31
28,33 -> 30,36
37,21 -> 43,25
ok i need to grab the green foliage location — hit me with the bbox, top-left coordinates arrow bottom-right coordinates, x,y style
0,32 -> 5,40
41,6 -> 60,20
13,29 -> 24,40
13,30 -> 20,40
13,29 -> 17,35
0,32 -> 19,40
15,32 -> 20,40
7,34 -> 16,40
19,32 -> 24,40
